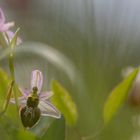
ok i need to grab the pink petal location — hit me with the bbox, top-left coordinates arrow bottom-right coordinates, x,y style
0,8 -> 5,25
39,100 -> 61,119
39,91 -> 53,100
10,96 -> 26,106
0,22 -> 14,32
0,8 -> 14,32
31,70 -> 43,93
19,88 -> 30,96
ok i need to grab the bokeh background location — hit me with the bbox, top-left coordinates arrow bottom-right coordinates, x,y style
1,0 -> 140,140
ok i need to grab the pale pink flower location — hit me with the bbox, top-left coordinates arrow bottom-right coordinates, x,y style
0,8 -> 14,32
10,70 -> 61,119
0,8 -> 22,45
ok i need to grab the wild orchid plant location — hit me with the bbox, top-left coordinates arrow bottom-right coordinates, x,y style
0,8 -> 77,130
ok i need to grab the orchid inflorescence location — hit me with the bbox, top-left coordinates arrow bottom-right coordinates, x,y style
0,8 -> 61,128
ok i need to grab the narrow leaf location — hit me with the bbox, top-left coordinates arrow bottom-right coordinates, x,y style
51,80 -> 78,126
103,68 -> 139,124
0,32 -> 8,48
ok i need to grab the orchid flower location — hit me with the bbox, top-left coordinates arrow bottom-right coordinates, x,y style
10,70 -> 61,128
0,8 -> 14,32
0,8 -> 22,45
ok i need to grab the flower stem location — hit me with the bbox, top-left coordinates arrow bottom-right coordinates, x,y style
9,49 -> 19,114
9,54 -> 15,79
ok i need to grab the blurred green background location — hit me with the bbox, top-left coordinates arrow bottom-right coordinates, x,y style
1,0 -> 140,140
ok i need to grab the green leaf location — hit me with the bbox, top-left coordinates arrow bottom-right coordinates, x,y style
51,80 -> 78,126
0,32 -> 8,48
103,68 -> 139,124
40,117 -> 65,140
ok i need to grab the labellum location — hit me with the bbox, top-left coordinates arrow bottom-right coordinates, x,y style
20,106 -> 41,128
20,87 -> 41,128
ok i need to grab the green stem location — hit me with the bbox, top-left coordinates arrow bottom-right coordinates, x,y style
9,54 -> 15,79
0,32 -> 19,117
8,50 -> 19,119
0,30 -> 22,127
9,53 -> 18,103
